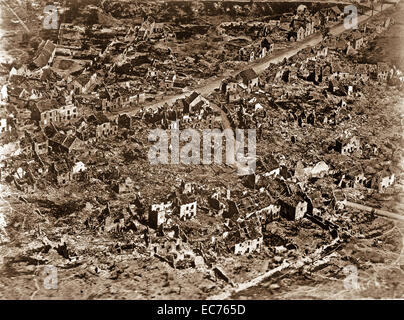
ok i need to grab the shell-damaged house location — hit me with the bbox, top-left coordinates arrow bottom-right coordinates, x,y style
48,132 -> 82,154
279,194 -> 308,221
371,167 -> 396,193
337,164 -> 367,189
173,194 -> 197,221
349,31 -> 364,51
225,218 -> 263,255
225,191 -> 280,224
87,113 -> 118,139
31,40 -> 56,69
30,99 -> 78,126
29,130 -> 48,156
112,176 -> 134,194
335,135 -> 360,155
324,6 -> 344,22
251,193 -> 281,224
148,200 -> 173,229
237,68 -> 259,90
49,159 -> 74,185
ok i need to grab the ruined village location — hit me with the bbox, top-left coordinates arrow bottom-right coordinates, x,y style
0,0 -> 404,300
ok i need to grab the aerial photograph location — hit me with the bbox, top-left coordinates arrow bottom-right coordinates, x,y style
0,0 -> 403,303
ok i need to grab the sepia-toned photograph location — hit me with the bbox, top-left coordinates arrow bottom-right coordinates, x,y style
0,0 -> 403,304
